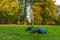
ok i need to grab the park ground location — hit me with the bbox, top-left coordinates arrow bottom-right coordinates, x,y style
0,25 -> 60,40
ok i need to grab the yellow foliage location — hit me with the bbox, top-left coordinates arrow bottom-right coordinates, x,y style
2,0 -> 12,4
35,3 -> 42,5
51,12 -> 57,19
9,13 -> 15,16
0,0 -> 20,16
32,6 -> 37,10
45,6 -> 49,11
11,2 -> 17,7
50,22 -> 55,24
31,0 -> 57,25
32,6 -> 41,12
2,0 -> 5,4
0,4 -> 2,10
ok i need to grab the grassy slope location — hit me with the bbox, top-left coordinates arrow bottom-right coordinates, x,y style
0,25 -> 60,40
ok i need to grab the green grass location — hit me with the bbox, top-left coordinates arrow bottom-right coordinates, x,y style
0,25 -> 60,40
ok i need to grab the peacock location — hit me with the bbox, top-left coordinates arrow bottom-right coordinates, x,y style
31,27 -> 47,34
26,25 -> 34,31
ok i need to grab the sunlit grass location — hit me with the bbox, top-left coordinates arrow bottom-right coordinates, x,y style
0,25 -> 60,40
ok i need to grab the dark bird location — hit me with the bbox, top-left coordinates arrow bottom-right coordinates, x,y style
31,27 -> 47,34
26,25 -> 34,31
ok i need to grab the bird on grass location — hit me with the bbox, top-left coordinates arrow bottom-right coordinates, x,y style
31,27 -> 47,34
26,25 -> 34,31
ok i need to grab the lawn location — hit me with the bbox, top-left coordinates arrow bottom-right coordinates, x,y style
0,25 -> 60,40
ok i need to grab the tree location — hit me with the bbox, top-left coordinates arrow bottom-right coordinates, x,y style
56,5 -> 60,25
31,0 -> 57,25
0,0 -> 20,24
